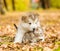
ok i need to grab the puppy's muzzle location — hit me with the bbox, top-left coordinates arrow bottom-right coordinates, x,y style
33,28 -> 35,32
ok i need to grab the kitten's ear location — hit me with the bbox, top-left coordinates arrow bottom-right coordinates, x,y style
21,16 -> 28,22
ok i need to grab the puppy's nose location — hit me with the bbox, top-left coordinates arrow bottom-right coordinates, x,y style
33,28 -> 35,31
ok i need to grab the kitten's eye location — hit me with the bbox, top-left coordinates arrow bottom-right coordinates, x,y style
29,23 -> 31,25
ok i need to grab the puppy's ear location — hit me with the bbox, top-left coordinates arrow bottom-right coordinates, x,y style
34,13 -> 39,17
21,16 -> 28,22
21,16 -> 26,20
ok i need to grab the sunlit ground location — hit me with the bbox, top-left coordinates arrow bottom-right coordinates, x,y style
0,10 -> 60,51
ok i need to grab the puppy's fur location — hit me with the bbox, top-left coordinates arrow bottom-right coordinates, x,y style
14,12 -> 44,43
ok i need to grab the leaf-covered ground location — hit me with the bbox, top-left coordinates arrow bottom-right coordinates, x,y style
0,10 -> 60,51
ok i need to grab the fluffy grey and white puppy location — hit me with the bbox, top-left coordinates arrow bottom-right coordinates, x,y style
14,12 -> 44,43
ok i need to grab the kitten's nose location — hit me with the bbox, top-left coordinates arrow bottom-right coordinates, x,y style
33,28 -> 35,32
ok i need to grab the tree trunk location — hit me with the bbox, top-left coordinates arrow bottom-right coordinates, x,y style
44,0 -> 50,8
39,0 -> 50,9
39,0 -> 45,9
0,0 -> 5,14
12,0 -> 15,10
3,0 -> 8,10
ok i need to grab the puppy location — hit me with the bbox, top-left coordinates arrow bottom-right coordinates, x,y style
14,12 -> 44,43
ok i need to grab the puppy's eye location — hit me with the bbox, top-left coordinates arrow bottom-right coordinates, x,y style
29,23 -> 31,25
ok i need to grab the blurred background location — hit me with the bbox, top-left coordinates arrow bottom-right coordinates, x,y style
0,0 -> 60,14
